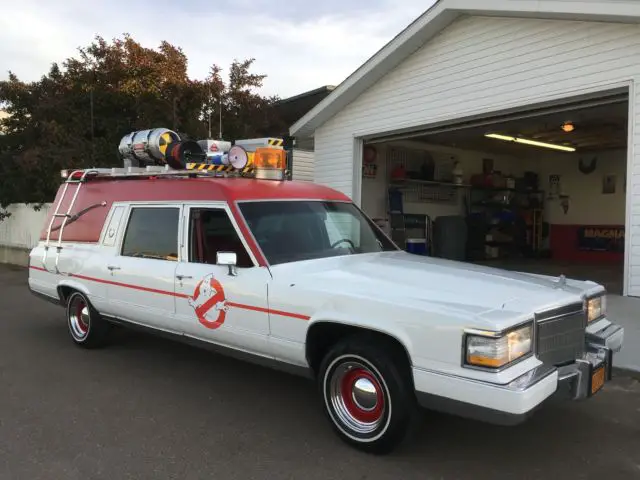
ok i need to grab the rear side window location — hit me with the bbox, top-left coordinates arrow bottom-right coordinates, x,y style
103,206 -> 125,247
121,207 -> 179,261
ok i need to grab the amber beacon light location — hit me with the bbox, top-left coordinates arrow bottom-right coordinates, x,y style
254,147 -> 287,180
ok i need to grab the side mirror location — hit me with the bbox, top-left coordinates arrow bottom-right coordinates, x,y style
216,251 -> 238,276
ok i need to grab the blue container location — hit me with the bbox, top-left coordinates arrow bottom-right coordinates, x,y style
406,238 -> 427,255
206,152 -> 229,165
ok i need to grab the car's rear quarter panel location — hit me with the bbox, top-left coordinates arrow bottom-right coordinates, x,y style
29,242 -> 109,313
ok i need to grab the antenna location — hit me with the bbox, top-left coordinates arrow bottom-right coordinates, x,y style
219,94 -> 223,139
207,86 -> 212,138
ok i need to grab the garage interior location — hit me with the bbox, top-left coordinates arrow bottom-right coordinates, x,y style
362,92 -> 628,294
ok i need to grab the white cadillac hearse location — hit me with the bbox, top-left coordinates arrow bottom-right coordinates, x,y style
28,131 -> 624,454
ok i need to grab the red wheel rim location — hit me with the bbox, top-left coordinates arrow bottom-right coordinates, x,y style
327,358 -> 389,436
69,295 -> 90,339
76,301 -> 88,333
340,368 -> 384,423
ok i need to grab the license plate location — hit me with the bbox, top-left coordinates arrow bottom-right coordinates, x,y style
591,366 -> 606,395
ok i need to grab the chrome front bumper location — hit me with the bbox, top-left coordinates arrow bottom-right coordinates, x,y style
553,322 -> 624,401
414,322 -> 624,425
505,321 -> 624,404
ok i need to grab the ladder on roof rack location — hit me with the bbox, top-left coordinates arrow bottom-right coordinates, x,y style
41,163 -> 291,274
42,169 -> 104,275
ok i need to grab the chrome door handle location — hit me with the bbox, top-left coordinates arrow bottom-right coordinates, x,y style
176,274 -> 193,280
107,265 -> 121,271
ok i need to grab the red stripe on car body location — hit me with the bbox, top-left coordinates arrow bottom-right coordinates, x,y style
29,266 -> 309,320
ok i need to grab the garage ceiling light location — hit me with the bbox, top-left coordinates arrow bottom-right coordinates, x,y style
485,133 -> 576,152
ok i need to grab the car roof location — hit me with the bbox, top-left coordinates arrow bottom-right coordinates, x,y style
183,177 -> 351,202
80,176 -> 350,203
40,176 -> 351,243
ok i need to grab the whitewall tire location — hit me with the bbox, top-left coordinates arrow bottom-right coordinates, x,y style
318,335 -> 417,454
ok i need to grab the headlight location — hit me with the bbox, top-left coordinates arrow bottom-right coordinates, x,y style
587,294 -> 606,323
465,323 -> 533,369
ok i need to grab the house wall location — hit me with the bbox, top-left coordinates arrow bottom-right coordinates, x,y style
530,149 -> 627,263
291,148 -> 315,182
312,15 -> 640,296
531,149 -> 627,226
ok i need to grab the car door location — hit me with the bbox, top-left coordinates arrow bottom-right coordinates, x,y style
174,203 -> 272,356
104,203 -> 182,333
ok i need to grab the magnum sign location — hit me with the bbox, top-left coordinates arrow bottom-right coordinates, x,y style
577,226 -> 625,253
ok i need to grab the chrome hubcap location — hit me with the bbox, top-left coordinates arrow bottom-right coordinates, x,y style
352,378 -> 378,411
329,360 -> 386,435
69,295 -> 90,340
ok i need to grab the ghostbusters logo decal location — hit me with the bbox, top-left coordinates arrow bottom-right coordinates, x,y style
188,273 -> 229,329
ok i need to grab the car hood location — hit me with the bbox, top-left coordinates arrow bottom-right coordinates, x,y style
274,252 -> 597,322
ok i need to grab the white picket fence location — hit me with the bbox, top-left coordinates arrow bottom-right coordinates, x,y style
0,203 -> 51,252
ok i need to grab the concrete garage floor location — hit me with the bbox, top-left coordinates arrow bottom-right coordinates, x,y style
1,265 -> 639,479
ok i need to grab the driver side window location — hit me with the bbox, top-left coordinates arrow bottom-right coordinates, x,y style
188,208 -> 253,267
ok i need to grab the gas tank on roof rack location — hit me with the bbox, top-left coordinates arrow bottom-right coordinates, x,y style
118,128 -> 205,169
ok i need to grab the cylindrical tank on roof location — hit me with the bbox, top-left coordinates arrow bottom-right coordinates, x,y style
118,128 -> 182,167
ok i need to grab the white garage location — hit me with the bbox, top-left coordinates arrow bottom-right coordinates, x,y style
290,0 -> 640,297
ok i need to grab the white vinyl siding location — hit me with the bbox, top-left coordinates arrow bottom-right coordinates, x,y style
291,149 -> 315,182
313,15 -> 640,296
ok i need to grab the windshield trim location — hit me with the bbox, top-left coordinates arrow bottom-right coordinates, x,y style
234,199 -> 400,270
234,198 -> 353,204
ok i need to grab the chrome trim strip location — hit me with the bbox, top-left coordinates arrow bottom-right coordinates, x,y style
101,314 -> 314,379
233,200 -> 271,270
234,198 -> 353,204
414,364 -> 556,391
535,301 -> 585,322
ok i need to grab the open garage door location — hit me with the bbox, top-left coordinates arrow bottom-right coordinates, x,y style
365,90 -> 628,146
360,89 -> 630,295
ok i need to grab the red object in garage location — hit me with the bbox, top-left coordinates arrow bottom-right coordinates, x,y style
549,224 -> 624,263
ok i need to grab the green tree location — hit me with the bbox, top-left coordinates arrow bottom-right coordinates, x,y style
0,34 -> 284,217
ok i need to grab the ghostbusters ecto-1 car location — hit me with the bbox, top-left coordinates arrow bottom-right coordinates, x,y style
28,128 -> 624,454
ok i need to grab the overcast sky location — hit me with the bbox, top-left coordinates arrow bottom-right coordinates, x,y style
0,1 -> 436,99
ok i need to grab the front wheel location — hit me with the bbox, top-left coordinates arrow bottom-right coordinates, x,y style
318,335 -> 417,454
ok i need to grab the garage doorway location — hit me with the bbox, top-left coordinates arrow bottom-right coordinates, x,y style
361,91 -> 629,294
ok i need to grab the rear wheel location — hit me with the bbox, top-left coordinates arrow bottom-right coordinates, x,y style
318,335 -> 417,454
66,291 -> 110,348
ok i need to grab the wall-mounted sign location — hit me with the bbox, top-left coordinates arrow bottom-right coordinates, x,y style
602,174 -> 616,195
548,174 -> 561,198
363,163 -> 377,178
577,226 -> 624,253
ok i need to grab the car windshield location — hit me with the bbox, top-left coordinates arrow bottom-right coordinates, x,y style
239,201 -> 398,265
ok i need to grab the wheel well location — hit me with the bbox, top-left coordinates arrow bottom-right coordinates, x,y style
306,322 -> 413,380
57,285 -> 74,304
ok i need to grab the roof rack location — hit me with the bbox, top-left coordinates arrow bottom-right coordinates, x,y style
61,163 -> 291,182
60,163 -> 267,181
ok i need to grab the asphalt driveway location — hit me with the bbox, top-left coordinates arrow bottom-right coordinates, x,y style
1,264 -> 639,480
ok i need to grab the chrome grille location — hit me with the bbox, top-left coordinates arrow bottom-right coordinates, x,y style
536,303 -> 586,366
